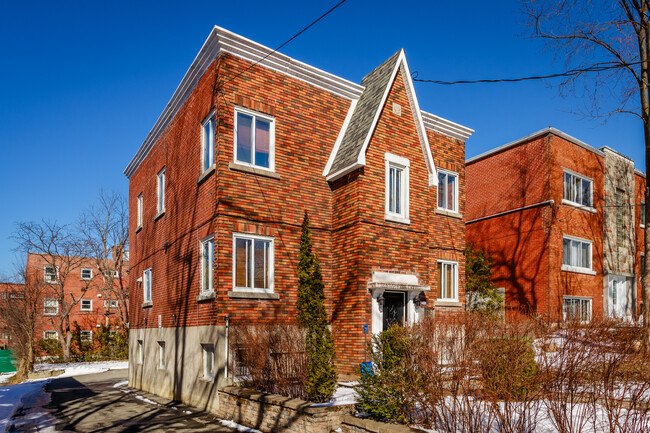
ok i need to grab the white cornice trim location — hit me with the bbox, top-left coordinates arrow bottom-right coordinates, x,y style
466,127 -> 605,165
124,25 -> 365,179
635,169 -> 646,178
421,111 -> 474,141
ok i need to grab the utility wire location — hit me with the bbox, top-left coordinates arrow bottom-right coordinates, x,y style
223,0 -> 348,86
412,60 -> 646,85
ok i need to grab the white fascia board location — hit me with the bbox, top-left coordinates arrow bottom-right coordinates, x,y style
398,60 -> 437,185
325,162 -> 365,183
323,98 -> 359,177
124,25 -> 365,179
421,111 -> 474,141
635,169 -> 646,178
466,127 -> 605,165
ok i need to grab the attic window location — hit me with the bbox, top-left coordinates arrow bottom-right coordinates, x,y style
384,153 -> 410,224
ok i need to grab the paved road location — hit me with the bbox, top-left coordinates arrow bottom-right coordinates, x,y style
40,370 -> 238,432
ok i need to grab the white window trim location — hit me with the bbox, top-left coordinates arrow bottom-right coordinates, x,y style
562,168 -> 596,212
137,193 -> 143,228
562,295 -> 592,323
80,268 -> 93,280
43,330 -> 58,340
80,330 -> 93,342
233,106 -> 276,172
202,343 -> 215,380
157,168 -> 166,214
561,234 -> 596,275
384,153 -> 410,224
201,235 -> 215,294
143,268 -> 152,303
43,298 -> 59,316
158,341 -> 166,369
437,260 -> 459,301
641,201 -> 646,229
232,233 -> 274,293
437,168 -> 459,214
80,299 -> 92,312
43,266 -> 58,284
104,299 -> 119,308
201,111 -> 216,173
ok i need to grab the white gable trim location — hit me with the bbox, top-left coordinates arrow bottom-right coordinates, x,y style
327,51 -> 438,185
421,111 -> 474,141
323,98 -> 359,177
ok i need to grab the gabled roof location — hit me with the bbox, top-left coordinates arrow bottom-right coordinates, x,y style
323,50 -> 442,185
124,26 -> 474,180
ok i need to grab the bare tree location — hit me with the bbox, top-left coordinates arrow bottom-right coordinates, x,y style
12,220 -> 89,362
79,190 -> 129,328
522,0 -> 650,350
0,263 -> 45,382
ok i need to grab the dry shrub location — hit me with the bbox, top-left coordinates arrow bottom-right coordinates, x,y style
229,322 -> 308,400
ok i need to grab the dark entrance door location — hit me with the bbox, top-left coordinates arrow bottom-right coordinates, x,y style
382,291 -> 405,331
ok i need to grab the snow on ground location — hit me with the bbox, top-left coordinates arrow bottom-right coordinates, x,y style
30,360 -> 127,380
113,380 -> 128,388
311,383 -> 358,407
0,373 -> 14,385
218,419 -> 263,433
0,360 -> 128,431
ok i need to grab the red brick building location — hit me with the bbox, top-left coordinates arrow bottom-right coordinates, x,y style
466,128 -> 645,322
124,26 -> 472,409
0,283 -> 24,350
25,253 -> 127,346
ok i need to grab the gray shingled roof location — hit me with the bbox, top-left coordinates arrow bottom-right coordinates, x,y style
328,50 -> 402,175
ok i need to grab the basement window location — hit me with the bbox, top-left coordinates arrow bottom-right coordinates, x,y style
202,344 -> 215,380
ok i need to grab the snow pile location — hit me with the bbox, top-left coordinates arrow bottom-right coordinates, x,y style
0,380 -> 59,432
218,419 -> 263,433
31,360 -> 127,380
311,383 -> 358,407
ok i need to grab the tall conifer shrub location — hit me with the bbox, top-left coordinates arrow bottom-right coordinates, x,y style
297,211 -> 337,402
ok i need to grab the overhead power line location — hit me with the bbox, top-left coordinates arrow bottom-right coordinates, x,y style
412,60 -> 646,85
224,0 -> 348,86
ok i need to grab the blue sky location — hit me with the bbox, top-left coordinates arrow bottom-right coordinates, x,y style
0,0 -> 644,277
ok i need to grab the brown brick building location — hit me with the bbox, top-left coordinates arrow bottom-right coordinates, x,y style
25,253 -> 127,346
124,26 -> 472,410
466,128 -> 645,322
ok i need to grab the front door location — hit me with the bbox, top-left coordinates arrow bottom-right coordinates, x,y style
608,276 -> 628,318
382,291 -> 405,331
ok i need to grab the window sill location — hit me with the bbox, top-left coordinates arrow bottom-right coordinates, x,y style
154,210 -> 165,221
561,199 -> 597,214
435,208 -> 463,219
196,291 -> 216,302
136,225 -> 143,233
384,213 -> 410,225
142,301 -> 153,308
561,265 -> 597,276
229,162 -> 280,180
228,291 -> 280,300
80,310 -> 93,313
197,165 -> 216,185
434,300 -> 462,308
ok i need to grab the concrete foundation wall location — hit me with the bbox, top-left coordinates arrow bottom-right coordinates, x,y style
129,325 -> 227,412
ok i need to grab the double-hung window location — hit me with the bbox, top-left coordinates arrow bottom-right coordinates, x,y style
80,268 -> 92,280
80,299 -> 92,311
137,193 -> 143,228
562,235 -> 594,274
234,108 -> 274,170
43,298 -> 58,315
201,236 -> 214,294
438,170 -> 459,213
143,268 -> 152,303
44,266 -> 57,283
202,113 -> 215,172
563,297 -> 592,323
563,169 -> 593,208
641,202 -> 646,228
233,234 -> 273,292
438,260 -> 459,301
104,299 -> 119,308
157,168 -> 165,214
44,331 -> 58,340
80,330 -> 92,343
384,153 -> 410,224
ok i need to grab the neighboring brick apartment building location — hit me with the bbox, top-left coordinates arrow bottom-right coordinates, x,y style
0,283 -> 24,350
124,26 -> 472,410
466,127 -> 646,322
26,253 -> 127,344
